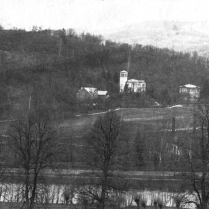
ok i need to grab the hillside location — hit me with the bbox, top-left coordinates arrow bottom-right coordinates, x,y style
0,28 -> 208,118
55,106 -> 194,171
59,107 -> 193,150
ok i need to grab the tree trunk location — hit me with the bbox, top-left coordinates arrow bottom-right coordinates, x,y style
201,201 -> 207,209
25,169 -> 30,209
100,186 -> 106,209
30,172 -> 38,209
201,192 -> 208,209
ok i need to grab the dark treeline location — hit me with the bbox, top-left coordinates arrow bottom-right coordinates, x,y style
0,27 -> 209,118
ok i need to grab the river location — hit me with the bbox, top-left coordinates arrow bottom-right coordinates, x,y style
0,183 -> 196,208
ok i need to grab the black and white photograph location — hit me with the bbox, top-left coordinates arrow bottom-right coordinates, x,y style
0,0 -> 209,208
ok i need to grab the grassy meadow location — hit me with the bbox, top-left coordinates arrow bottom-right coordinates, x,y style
0,107 -> 194,152
59,107 -> 194,138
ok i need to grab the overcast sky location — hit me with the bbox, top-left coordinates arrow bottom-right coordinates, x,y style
0,0 -> 209,34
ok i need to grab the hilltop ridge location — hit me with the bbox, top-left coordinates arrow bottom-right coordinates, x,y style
103,21 -> 209,57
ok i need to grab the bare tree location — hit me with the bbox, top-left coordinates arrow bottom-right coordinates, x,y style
134,130 -> 146,169
180,104 -> 209,209
0,132 -> 11,203
153,198 -> 158,209
141,199 -> 147,209
158,200 -> 163,209
8,108 -> 58,209
173,194 -> 185,209
77,111 -> 127,209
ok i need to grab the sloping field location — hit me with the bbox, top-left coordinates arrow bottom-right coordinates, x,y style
0,107 -> 193,139
59,107 -> 193,138
118,107 -> 193,131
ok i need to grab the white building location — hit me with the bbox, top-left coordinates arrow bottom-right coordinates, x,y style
127,79 -> 146,93
119,70 -> 128,92
179,84 -> 200,101
97,91 -> 109,99
119,70 -> 146,93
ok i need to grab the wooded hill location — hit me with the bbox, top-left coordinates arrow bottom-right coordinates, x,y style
0,27 -> 208,119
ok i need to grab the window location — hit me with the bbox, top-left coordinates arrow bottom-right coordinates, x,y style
121,73 -> 127,77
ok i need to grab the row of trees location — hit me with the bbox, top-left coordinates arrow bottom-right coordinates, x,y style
133,104 -> 209,209
0,108 -> 127,209
1,104 -> 209,209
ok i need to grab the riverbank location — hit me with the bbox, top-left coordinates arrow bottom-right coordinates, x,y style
4,168 -> 183,190
0,202 -> 178,209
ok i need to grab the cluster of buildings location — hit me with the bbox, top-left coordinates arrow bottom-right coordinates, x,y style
76,87 -> 109,101
119,70 -> 146,93
76,70 -> 147,101
76,70 -> 201,103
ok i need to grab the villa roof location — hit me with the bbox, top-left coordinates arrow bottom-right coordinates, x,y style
98,91 -> 108,96
127,79 -> 145,83
179,84 -> 200,88
83,87 -> 97,93
77,87 -> 98,96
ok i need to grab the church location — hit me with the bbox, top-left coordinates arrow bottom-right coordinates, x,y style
119,70 -> 146,93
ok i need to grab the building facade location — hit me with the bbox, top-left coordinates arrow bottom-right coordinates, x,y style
126,79 -> 146,93
119,70 -> 128,92
98,91 -> 109,100
179,84 -> 200,101
76,87 -> 98,101
76,88 -> 109,101
119,70 -> 146,93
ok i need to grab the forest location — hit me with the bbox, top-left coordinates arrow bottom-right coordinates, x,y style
0,27 -> 209,119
